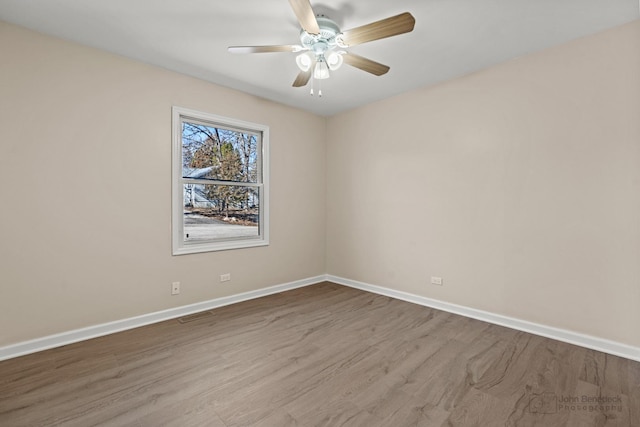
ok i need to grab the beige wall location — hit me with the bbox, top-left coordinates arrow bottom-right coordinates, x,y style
0,22 -> 326,346
326,20 -> 640,347
2,18 -> 639,350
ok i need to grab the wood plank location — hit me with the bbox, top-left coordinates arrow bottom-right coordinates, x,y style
0,282 -> 638,426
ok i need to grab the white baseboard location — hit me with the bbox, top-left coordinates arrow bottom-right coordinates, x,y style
327,275 -> 640,363
0,275 -> 326,362
3,274 -> 639,363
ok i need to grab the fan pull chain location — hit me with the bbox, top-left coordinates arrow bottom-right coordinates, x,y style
309,76 -> 322,98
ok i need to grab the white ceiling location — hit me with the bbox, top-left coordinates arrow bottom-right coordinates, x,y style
1,0 -> 638,116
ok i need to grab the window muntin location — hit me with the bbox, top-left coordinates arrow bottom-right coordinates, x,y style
172,107 -> 269,254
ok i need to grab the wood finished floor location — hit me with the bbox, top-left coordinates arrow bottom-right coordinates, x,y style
1,282 -> 638,427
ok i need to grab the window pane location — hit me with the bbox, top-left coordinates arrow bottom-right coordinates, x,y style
183,184 -> 259,242
173,107 -> 268,255
181,121 -> 258,183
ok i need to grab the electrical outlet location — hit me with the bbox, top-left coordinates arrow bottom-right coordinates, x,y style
171,281 -> 181,295
431,276 -> 443,286
220,273 -> 231,282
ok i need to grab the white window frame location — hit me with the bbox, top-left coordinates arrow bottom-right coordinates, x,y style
172,106 -> 269,255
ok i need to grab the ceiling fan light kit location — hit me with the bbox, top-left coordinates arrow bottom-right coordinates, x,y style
228,0 -> 415,95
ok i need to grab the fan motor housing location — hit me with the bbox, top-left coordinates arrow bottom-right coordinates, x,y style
300,15 -> 341,53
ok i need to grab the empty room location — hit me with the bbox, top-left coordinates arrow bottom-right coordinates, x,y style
1,0 -> 639,426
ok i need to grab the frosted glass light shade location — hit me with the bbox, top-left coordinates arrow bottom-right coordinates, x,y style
326,51 -> 343,71
314,59 -> 330,80
296,53 -> 313,72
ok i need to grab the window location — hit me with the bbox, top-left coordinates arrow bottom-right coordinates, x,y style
172,107 -> 269,254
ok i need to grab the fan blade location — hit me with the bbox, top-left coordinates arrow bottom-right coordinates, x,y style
288,0 -> 320,35
293,69 -> 313,87
342,53 -> 390,76
228,45 -> 301,54
340,12 -> 415,47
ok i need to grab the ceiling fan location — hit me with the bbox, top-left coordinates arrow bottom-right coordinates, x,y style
228,0 -> 415,95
